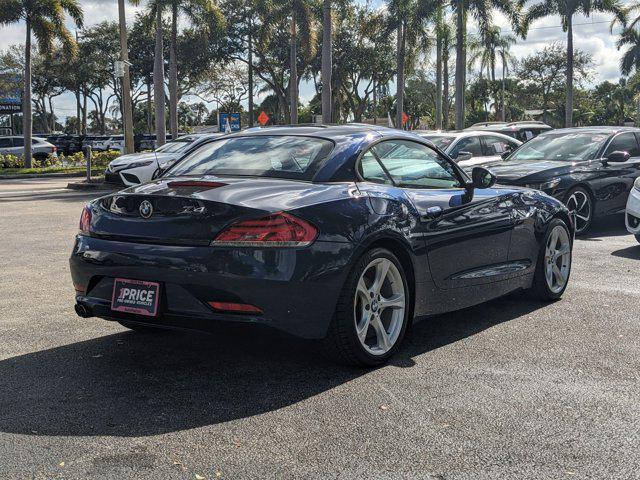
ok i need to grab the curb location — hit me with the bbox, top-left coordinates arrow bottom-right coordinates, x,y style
67,180 -> 115,191
0,171 -> 104,180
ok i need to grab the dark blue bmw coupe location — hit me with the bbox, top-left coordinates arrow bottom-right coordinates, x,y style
70,125 -> 574,366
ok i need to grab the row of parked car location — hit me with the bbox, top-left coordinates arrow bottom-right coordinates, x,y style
101,120 -> 640,239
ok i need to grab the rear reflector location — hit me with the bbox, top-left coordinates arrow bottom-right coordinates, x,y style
212,212 -> 318,247
208,301 -> 263,314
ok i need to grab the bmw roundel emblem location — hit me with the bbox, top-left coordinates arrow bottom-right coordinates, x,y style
139,200 -> 153,219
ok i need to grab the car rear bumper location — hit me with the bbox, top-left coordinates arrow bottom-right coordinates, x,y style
69,235 -> 352,339
625,187 -> 640,234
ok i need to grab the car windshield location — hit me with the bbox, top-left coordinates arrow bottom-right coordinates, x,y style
167,135 -> 334,180
421,135 -> 455,150
156,140 -> 192,154
507,132 -> 608,162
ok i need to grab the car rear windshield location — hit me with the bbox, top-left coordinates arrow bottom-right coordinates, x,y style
507,132 -> 609,162
421,135 -> 455,150
167,135 -> 335,180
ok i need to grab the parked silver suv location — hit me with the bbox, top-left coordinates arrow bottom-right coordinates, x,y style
0,136 -> 58,160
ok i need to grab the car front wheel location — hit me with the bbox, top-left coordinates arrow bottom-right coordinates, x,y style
322,248 -> 411,367
565,186 -> 593,235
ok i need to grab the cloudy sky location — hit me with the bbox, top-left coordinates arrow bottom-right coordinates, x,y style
0,0 -> 633,123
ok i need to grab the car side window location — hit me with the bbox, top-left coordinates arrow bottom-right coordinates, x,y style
483,136 -> 514,155
12,138 -> 24,147
360,139 -> 461,189
450,136 -> 483,158
0,138 -> 12,147
604,133 -> 640,157
359,150 -> 392,184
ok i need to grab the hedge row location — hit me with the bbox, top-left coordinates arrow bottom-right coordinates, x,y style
0,150 -> 121,170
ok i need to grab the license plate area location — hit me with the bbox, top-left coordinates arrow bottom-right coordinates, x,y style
111,278 -> 160,317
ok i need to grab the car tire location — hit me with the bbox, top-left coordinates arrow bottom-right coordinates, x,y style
321,248 -> 411,367
117,321 -> 164,334
564,186 -> 593,235
528,218 -> 572,301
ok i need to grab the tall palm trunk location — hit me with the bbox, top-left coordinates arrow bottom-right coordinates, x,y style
565,12 -> 574,127
169,1 -> 178,140
248,23 -> 254,126
290,11 -> 298,124
435,23 -> 443,130
501,57 -> 506,121
154,5 -> 166,146
23,18 -> 32,168
321,0 -> 332,123
146,77 -> 153,133
454,0 -> 465,129
396,22 -> 405,130
443,45 -> 450,129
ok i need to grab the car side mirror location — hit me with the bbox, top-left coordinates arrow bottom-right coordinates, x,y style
605,150 -> 630,164
471,166 -> 497,189
500,151 -> 510,160
152,168 -> 163,180
456,151 -> 473,162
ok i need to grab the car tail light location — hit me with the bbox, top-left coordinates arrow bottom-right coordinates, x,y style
208,301 -> 263,314
212,212 -> 318,247
79,205 -> 92,234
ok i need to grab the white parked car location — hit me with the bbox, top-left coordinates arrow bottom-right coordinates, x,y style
104,133 -> 224,186
626,177 -> 640,243
0,136 -> 57,161
414,130 -> 521,170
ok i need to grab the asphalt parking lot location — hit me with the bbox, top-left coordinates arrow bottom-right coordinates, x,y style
0,178 -> 638,479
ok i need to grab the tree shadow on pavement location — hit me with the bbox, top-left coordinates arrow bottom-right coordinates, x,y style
0,295 -> 545,437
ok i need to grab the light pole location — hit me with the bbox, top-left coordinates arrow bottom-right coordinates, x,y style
117,0 -> 135,154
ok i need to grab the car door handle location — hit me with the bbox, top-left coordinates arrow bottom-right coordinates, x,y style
421,206 -> 443,221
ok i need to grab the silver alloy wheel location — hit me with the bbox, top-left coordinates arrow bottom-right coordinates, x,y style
544,225 -> 571,294
566,190 -> 591,234
353,258 -> 406,356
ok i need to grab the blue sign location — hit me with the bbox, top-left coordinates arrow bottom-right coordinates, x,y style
219,112 -> 241,133
0,74 -> 22,114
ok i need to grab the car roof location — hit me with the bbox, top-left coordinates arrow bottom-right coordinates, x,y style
414,130 -> 517,140
225,124 -> 423,142
539,126 -> 640,136
466,121 -> 553,131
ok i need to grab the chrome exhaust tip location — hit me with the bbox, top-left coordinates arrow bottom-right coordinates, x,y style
74,302 -> 92,318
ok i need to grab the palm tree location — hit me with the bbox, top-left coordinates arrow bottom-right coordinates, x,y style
388,0 -> 437,130
270,0 -> 315,124
434,4 -> 445,129
469,25 -> 515,119
525,0 -> 626,128
452,0 -> 522,130
0,0 -> 83,167
321,0 -> 332,123
497,36 -> 515,121
167,0 -> 221,140
152,1 -> 166,146
617,27 -> 640,124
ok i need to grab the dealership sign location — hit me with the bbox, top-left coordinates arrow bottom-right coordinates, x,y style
219,112 -> 241,133
0,74 -> 22,115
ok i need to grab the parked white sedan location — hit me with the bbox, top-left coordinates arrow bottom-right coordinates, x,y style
626,177 -> 640,243
104,133 -> 224,186
0,136 -> 57,161
415,131 -> 521,170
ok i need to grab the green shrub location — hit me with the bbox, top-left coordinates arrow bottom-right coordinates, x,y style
91,150 -> 121,167
0,155 -> 22,169
32,154 -> 63,169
